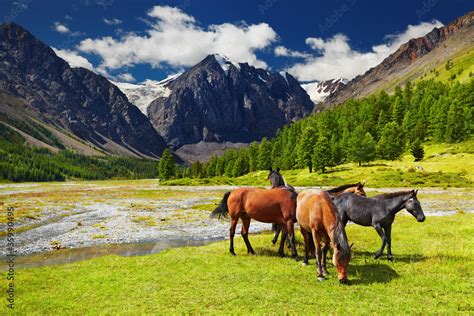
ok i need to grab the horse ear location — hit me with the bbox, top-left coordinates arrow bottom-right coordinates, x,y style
414,189 -> 418,196
268,167 -> 273,172
276,167 -> 280,172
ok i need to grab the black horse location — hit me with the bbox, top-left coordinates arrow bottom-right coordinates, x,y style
334,190 -> 425,261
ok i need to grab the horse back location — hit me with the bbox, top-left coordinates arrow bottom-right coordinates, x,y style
229,187 -> 295,223
297,190 -> 338,234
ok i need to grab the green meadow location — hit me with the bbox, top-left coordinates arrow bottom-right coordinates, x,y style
4,214 -> 473,314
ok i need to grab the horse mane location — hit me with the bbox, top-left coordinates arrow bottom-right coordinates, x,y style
327,183 -> 361,193
374,190 -> 413,199
333,221 -> 351,260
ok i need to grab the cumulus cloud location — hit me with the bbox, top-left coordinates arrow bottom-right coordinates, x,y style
53,22 -> 70,34
53,48 -> 95,70
78,5 -> 277,71
274,46 -> 311,58
103,18 -> 122,25
281,20 -> 443,81
115,72 -> 136,82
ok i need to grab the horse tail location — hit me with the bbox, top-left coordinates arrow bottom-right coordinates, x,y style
210,191 -> 231,219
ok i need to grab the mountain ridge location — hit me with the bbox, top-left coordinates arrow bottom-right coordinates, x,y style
0,22 -> 168,158
325,10 -> 474,105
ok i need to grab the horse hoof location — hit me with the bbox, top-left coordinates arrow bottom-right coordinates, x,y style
339,279 -> 350,285
230,252 -> 236,256
387,255 -> 394,262
278,252 -> 285,258
302,262 -> 309,266
374,254 -> 381,259
317,277 -> 325,282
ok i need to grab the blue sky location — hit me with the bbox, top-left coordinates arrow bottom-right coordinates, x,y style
2,0 -> 472,83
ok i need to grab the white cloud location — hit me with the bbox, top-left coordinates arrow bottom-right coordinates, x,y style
52,48 -> 94,71
53,22 -> 70,34
78,5 -> 277,71
282,20 -> 443,81
115,72 -> 136,82
103,18 -> 122,26
274,46 -> 311,58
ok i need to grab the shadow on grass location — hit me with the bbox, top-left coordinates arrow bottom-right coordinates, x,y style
349,263 -> 400,285
353,250 -> 428,263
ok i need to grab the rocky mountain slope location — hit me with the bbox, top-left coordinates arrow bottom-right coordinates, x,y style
148,54 -> 314,150
0,22 -> 168,158
326,10 -> 474,105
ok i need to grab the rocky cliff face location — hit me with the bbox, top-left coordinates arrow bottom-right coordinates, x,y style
0,22 -> 168,158
326,10 -> 474,105
148,54 -> 314,149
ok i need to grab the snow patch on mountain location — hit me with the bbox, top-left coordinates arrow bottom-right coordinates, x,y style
213,53 -> 241,74
301,78 -> 348,104
113,74 -> 180,115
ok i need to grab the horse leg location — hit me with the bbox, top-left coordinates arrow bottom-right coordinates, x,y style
311,230 -> 324,281
285,219 -> 298,260
373,223 -> 387,259
278,230 -> 287,257
271,224 -> 282,245
300,226 -> 310,265
241,214 -> 255,255
229,217 -> 239,256
385,224 -> 393,261
321,241 -> 330,276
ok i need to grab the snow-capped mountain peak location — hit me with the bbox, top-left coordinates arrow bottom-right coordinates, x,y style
212,53 -> 241,74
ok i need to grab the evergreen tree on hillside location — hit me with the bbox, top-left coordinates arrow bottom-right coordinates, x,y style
445,99 -> 470,142
411,139 -> 424,162
257,138 -> 272,170
348,127 -> 376,166
313,135 -> 331,173
377,122 -> 405,160
296,126 -> 317,172
158,149 -> 176,180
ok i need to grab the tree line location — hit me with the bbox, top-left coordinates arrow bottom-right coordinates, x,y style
159,79 -> 473,179
0,123 -> 158,182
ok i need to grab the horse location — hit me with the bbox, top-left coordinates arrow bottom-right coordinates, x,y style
334,190 -> 425,261
296,189 -> 351,284
268,167 -> 366,247
211,187 -> 299,259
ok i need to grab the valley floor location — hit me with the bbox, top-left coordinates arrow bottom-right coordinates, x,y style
1,213 -> 472,314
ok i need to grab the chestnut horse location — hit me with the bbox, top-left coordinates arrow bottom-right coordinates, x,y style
296,189 -> 351,284
211,187 -> 298,258
268,167 -> 365,247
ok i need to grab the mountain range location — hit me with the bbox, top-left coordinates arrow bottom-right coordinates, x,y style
0,10 -> 472,163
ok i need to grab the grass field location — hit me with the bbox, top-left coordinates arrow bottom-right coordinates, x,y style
4,213 -> 473,314
163,139 -> 474,188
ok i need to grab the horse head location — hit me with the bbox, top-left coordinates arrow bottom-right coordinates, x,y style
332,223 -> 351,284
404,189 -> 425,222
353,182 -> 367,197
267,168 -> 285,188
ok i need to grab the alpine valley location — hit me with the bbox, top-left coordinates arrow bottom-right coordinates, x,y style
0,10 -> 472,179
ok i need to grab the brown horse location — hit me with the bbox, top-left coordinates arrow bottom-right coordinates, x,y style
296,189 -> 351,284
211,187 -> 298,258
268,170 -> 366,247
